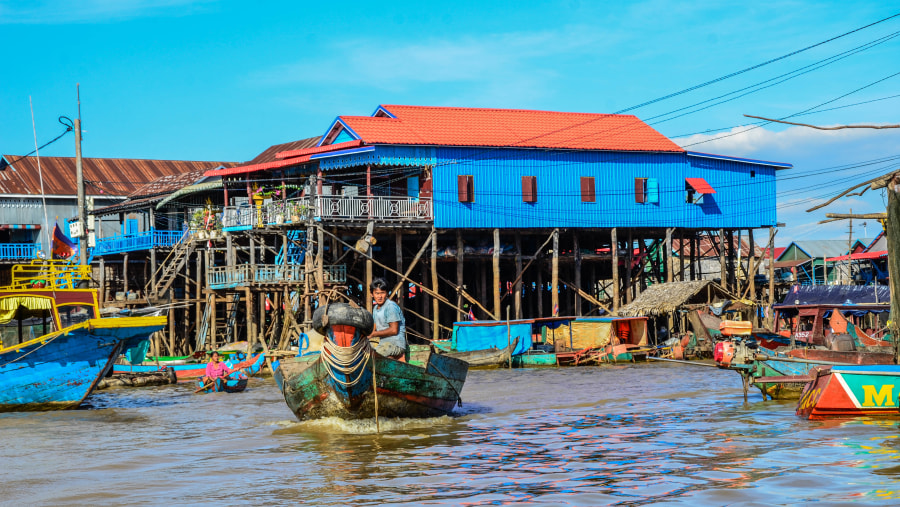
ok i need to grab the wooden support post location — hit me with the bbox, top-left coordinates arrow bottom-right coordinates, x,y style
396,232 -> 405,312
574,232 -> 582,315
99,257 -> 106,304
122,253 -> 129,295
727,230 -> 736,291
168,307 -> 175,356
690,232 -> 697,281
456,231 -> 464,322
884,179 -> 900,362
226,232 -> 234,267
432,231 -> 440,340
611,228 -> 619,312
718,228 -> 727,290
664,228 -> 673,283
678,230 -> 685,281
317,224 -> 325,300
551,228 -> 559,315
537,263 -> 544,318
245,287 -> 255,349
638,234 -> 646,293
767,226 -> 776,327
366,254 -> 373,313
195,252 -> 202,351
422,260 -> 431,338
625,230 -> 633,304
493,228 -> 501,319
249,236 -> 256,267
514,232 -> 523,319
748,229 -> 756,301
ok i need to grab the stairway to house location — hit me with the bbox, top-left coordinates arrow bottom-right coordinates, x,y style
196,292 -> 243,350
276,230 -> 306,265
147,233 -> 195,299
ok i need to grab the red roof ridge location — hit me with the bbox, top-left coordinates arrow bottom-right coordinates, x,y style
204,155 -> 313,177
275,139 -> 364,159
380,104 -> 639,119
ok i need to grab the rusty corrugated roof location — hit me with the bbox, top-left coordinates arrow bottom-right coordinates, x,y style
247,137 -> 320,165
0,155 -> 238,196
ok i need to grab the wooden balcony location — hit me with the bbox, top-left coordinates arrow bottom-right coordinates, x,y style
206,263 -> 347,290
93,228 -> 186,255
220,195 -> 431,230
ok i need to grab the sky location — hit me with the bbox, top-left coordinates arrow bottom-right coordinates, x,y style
2,0 -> 899,245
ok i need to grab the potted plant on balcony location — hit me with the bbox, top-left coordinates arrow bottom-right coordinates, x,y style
290,201 -> 310,223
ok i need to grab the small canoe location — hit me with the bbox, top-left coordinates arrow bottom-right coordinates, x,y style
512,351 -> 557,367
114,351 -> 266,380
439,337 -> 518,368
275,303 -> 468,421
195,372 -> 249,393
798,365 -> 900,419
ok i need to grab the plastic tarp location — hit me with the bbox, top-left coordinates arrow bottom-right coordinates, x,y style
570,320 -> 613,349
777,284 -> 890,306
0,296 -> 53,325
452,322 -> 531,355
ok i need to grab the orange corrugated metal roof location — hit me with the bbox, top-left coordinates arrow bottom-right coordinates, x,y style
205,155 -> 313,177
337,105 -> 684,152
0,155 -> 238,196
276,140 -> 364,159
685,177 -> 715,194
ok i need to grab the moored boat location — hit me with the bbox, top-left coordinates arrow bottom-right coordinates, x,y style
797,365 -> 900,419
195,371 -> 249,393
113,350 -> 266,380
275,303 -> 468,421
0,260 -> 166,412
439,337 -> 519,368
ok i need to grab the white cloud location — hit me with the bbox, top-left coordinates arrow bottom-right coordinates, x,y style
0,0 -> 214,24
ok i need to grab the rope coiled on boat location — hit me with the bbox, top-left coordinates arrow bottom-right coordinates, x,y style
321,332 -> 371,387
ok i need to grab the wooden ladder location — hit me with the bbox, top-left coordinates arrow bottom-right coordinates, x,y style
147,232 -> 195,299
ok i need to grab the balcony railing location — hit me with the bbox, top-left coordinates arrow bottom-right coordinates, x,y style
206,263 -> 347,290
93,228 -> 186,256
221,198 -> 313,230
0,243 -> 37,260
316,195 -> 432,221
220,195 -> 431,230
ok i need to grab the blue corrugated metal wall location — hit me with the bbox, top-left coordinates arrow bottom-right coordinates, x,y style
429,147 -> 776,229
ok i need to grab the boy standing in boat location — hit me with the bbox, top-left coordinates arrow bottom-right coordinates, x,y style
368,278 -> 407,359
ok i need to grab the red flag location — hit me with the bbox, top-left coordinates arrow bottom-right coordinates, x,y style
51,223 -> 77,260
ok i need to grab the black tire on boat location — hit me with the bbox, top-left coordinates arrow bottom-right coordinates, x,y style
312,303 -> 375,336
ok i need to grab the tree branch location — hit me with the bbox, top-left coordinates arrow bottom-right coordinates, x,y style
744,114 -> 900,130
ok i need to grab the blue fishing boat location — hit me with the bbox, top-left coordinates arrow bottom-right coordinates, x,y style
113,350 -> 266,380
195,370 -> 250,393
0,261 -> 166,412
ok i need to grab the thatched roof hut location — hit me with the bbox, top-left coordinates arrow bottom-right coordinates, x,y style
618,280 -> 750,317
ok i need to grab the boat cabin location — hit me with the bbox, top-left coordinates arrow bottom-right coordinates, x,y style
773,285 -> 890,347
0,289 -> 99,348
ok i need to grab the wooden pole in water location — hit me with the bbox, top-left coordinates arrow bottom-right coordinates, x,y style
456,231 -> 464,322
396,232 -> 405,312
493,228 -> 501,320
625,230 -> 632,304
886,177 -> 900,363
574,232 -> 582,315
514,232 -> 523,319
431,231 -> 439,340
611,228 -> 619,312
506,305 -> 512,369
767,226 -> 776,328
551,228 -> 559,315
718,229 -> 727,291
665,228 -> 673,283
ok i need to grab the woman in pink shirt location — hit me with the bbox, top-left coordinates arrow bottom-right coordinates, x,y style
202,352 -> 233,386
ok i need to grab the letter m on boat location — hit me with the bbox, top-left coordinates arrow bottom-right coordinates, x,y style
861,384 -> 896,407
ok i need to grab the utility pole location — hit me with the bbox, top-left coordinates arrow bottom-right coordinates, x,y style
847,208 -> 853,285
75,84 -> 87,266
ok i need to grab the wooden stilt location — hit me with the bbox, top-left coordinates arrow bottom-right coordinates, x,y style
422,259 -> 431,338
638,233 -> 646,293
678,230 -> 685,281
665,228 -> 673,283
748,228 -> 756,301
456,231 -> 464,322
396,232 -> 405,312
99,257 -> 106,304
432,231 -> 440,340
625,229 -> 633,304
514,232 -> 523,319
690,232 -> 697,281
574,232 -> 582,315
718,228 -> 727,290
493,228 -> 501,319
537,264 -> 544,318
727,230 -> 736,291
767,226 -> 776,327
195,252 -> 202,351
611,228 -> 619,312
317,225 -> 326,301
551,228 -> 559,315
123,252 -> 129,295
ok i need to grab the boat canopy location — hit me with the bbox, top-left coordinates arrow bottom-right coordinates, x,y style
0,295 -> 53,325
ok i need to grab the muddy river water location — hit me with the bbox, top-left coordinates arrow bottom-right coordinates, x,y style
2,363 -> 900,505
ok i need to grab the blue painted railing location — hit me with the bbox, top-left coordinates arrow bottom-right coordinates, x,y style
0,243 -> 37,260
94,228 -> 185,255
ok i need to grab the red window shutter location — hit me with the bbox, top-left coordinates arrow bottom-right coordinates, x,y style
580,177 -> 595,202
466,175 -> 474,202
635,178 -> 646,204
458,175 -> 469,202
522,176 -> 537,203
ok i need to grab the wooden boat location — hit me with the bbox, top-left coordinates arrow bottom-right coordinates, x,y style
0,260 -> 166,412
113,351 -> 265,380
439,337 -> 519,368
552,316 -> 650,366
715,341 -> 893,400
275,303 -> 468,421
195,371 -> 249,393
511,351 -> 557,367
798,365 -> 900,419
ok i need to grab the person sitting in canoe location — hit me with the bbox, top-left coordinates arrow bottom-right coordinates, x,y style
201,351 -> 233,385
367,278 -> 407,359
